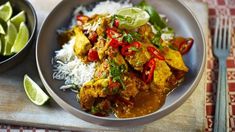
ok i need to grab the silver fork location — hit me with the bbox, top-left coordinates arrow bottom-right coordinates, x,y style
213,16 -> 231,132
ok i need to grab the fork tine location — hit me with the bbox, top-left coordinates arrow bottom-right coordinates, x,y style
218,16 -> 223,49
213,17 -> 219,49
227,17 -> 232,50
223,16 -> 228,49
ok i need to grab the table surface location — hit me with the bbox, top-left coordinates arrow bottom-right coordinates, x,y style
0,0 -> 234,131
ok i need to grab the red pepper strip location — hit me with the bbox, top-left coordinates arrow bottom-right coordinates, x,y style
178,38 -> 194,55
121,41 -> 141,56
106,28 -> 123,48
114,19 -> 119,27
109,38 -> 121,48
88,49 -> 99,62
171,37 -> 186,49
147,46 -> 165,60
142,58 -> 156,83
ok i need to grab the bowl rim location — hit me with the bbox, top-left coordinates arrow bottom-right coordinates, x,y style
0,0 -> 38,65
36,0 -> 206,126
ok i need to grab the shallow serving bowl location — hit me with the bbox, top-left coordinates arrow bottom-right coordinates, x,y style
0,0 -> 37,72
36,0 -> 206,126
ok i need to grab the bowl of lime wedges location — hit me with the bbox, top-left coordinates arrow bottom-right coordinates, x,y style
0,0 -> 37,72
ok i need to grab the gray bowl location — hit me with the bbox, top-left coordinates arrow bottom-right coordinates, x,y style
36,0 -> 206,126
0,0 -> 37,72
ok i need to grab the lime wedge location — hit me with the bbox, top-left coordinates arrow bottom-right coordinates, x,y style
3,21 -> 17,56
0,35 -> 4,55
0,2 -> 13,21
0,24 -> 5,34
11,22 -> 29,53
116,7 -> 150,30
0,18 -> 7,35
23,74 -> 49,105
0,36 -> 2,52
11,11 -> 26,30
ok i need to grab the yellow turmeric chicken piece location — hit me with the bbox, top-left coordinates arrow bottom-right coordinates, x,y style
152,60 -> 172,91
163,47 -> 189,72
79,78 -> 109,110
73,27 -> 92,56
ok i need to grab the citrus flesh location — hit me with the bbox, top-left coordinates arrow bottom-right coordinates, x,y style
3,21 -> 17,56
11,22 -> 29,53
23,74 -> 49,105
116,7 -> 150,30
0,2 -> 13,21
11,11 -> 26,30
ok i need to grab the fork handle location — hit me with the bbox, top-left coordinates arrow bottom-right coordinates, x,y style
214,60 -> 228,132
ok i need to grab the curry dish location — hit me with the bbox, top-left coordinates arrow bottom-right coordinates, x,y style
57,2 -> 194,118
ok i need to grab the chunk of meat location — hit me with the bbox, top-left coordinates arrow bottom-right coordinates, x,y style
74,27 -> 92,57
163,47 -> 189,72
151,60 -> 172,92
121,73 -> 148,98
79,79 -> 109,110
94,59 -> 109,79
138,24 -> 155,43
111,50 -> 128,72
95,38 -> 109,60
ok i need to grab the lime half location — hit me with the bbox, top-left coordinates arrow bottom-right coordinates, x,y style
11,11 -> 26,30
3,21 -> 17,56
23,74 -> 49,105
116,7 -> 150,30
11,22 -> 29,53
0,2 -> 13,21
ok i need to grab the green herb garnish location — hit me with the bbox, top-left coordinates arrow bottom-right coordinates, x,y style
137,0 -> 167,29
109,60 -> 126,89
130,46 -> 139,51
123,32 -> 141,44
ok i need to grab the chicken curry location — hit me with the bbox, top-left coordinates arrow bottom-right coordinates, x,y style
58,5 -> 194,118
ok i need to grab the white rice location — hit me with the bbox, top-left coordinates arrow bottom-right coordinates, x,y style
73,0 -> 132,17
53,38 -> 96,88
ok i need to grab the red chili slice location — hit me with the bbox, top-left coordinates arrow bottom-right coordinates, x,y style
142,58 -> 156,83
171,37 -> 194,55
178,38 -> 194,55
121,41 -> 141,56
114,19 -> 119,27
171,37 -> 186,49
109,38 -> 121,48
88,49 -> 99,62
147,46 -> 165,60
106,28 -> 123,48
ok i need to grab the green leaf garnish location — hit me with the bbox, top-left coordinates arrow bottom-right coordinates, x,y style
137,0 -> 167,29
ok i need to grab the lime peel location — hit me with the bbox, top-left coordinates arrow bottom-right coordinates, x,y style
23,74 -> 49,106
